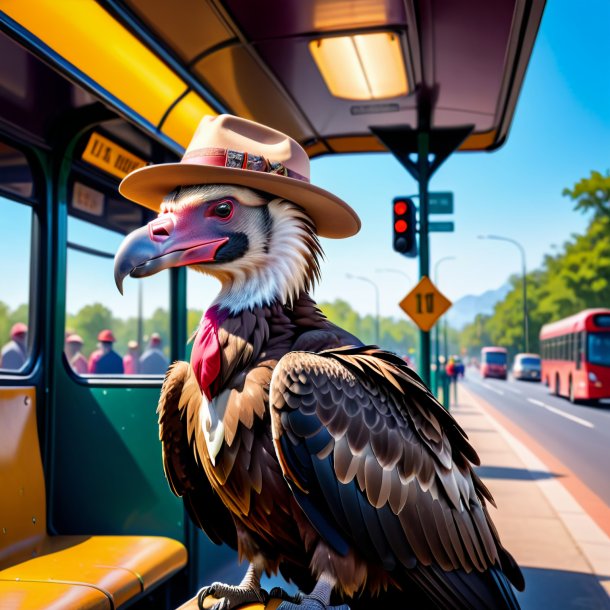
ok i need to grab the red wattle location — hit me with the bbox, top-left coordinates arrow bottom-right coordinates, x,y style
191,305 -> 229,400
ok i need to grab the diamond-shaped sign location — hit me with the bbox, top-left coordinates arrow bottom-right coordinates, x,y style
399,276 -> 452,331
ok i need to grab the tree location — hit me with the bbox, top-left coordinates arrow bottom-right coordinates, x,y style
320,299 -> 418,355
460,169 -> 610,359
68,303 -> 114,355
562,170 -> 610,219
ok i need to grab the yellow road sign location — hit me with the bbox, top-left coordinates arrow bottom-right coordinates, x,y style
399,276 -> 452,331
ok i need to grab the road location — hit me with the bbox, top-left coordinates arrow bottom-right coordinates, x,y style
461,369 -> 610,508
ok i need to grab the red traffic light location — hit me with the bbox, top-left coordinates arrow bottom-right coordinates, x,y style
392,197 -> 417,257
394,200 -> 407,215
395,220 -> 408,233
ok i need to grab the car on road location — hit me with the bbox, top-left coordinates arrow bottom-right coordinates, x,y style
512,353 -> 541,381
481,346 -> 508,380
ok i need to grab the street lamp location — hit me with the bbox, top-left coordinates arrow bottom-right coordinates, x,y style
375,268 -> 413,284
433,257 -> 456,395
478,234 -> 529,353
346,273 -> 380,345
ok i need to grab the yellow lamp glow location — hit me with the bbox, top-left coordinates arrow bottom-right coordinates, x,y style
1,0 -> 216,145
309,32 -> 408,100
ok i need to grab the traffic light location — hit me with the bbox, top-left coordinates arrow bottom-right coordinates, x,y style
392,197 -> 417,256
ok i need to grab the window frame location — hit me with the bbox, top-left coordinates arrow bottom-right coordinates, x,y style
0,137 -> 43,381
63,186 -> 171,387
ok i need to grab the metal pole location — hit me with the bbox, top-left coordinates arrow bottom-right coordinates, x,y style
444,317 -> 450,408
346,274 -> 380,345
137,281 -> 144,350
522,253 -> 529,353
478,235 -> 528,353
418,131 -> 431,387
433,256 -> 455,396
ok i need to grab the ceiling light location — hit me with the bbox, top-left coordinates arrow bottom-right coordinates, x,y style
309,32 -> 408,100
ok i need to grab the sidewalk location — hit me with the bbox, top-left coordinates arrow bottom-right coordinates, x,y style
454,385 -> 610,609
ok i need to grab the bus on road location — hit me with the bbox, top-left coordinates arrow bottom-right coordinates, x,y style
481,347 -> 508,380
540,309 -> 610,404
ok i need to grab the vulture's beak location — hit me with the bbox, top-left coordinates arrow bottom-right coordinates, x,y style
114,214 -> 228,294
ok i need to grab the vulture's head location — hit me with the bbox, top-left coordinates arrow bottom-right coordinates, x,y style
114,184 -> 323,313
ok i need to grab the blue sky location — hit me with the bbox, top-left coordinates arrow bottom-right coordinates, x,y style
2,0 -> 609,322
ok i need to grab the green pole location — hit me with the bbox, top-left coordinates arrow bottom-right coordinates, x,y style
434,323 -> 441,398
417,131 -> 431,388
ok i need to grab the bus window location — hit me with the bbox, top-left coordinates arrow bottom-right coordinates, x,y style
0,195 -> 33,373
587,333 -> 610,368
66,210 -> 171,377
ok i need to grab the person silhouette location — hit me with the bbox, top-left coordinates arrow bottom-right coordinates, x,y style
88,329 -> 124,374
1,322 -> 28,370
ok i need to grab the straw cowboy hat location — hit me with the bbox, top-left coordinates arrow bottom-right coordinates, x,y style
119,114 -> 360,239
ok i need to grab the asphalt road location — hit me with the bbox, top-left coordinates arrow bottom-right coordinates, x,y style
461,369 -> 610,508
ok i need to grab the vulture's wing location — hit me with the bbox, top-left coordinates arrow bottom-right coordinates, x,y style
158,361 -> 236,548
270,346 -> 523,609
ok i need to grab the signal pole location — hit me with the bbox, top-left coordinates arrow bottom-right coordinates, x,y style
372,89 -> 473,388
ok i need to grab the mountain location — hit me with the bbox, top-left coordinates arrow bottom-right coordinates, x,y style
445,284 -> 510,330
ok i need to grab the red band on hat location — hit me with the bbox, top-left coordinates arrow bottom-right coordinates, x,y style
181,147 -> 309,183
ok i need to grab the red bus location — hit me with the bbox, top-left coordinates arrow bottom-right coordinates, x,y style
481,347 -> 508,380
540,309 -> 610,403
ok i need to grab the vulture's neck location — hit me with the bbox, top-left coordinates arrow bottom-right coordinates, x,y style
191,293 -> 327,400
209,199 -> 322,316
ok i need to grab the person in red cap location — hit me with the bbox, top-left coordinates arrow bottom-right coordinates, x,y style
139,332 -> 169,374
123,340 -> 140,375
1,322 -> 28,370
88,329 -> 124,374
64,334 -> 88,375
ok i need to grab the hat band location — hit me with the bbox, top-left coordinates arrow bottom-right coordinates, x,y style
181,147 -> 309,183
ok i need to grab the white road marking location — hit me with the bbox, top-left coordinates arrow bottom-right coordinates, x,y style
526,397 -> 594,428
483,383 -> 504,396
468,377 -> 505,395
504,384 -> 522,395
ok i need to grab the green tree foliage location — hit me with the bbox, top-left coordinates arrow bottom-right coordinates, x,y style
320,299 -> 418,355
66,303 -> 113,355
562,170 -> 610,219
461,169 -> 610,359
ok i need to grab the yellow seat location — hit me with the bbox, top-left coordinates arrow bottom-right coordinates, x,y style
0,580 -> 111,610
0,387 -> 187,608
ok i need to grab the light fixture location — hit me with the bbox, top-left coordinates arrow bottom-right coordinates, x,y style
309,32 -> 408,100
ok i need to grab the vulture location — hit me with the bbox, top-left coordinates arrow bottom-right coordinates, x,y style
114,114 -> 524,610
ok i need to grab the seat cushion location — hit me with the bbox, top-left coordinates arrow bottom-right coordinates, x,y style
0,580 -> 111,609
0,535 -> 187,607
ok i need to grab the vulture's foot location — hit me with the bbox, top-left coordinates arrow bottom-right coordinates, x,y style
268,587 -> 304,604
197,582 -> 268,610
276,599 -> 349,610
276,573 -> 349,610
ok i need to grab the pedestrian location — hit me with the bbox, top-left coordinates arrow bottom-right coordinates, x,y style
139,332 -> 169,374
445,356 -> 458,405
1,322 -> 28,370
65,334 -> 88,375
123,340 -> 140,374
88,329 -> 124,374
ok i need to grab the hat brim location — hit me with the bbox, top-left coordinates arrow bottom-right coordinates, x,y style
119,163 -> 361,239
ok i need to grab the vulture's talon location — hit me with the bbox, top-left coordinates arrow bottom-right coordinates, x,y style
276,599 -> 350,610
268,587 -> 304,603
197,582 -> 267,610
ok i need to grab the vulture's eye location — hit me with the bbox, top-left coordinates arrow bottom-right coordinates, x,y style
212,200 -> 233,219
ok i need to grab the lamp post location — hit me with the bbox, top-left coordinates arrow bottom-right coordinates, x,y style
478,235 -> 529,353
376,268 -> 413,361
346,273 -> 380,345
433,256 -> 456,395
375,268 -> 413,284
